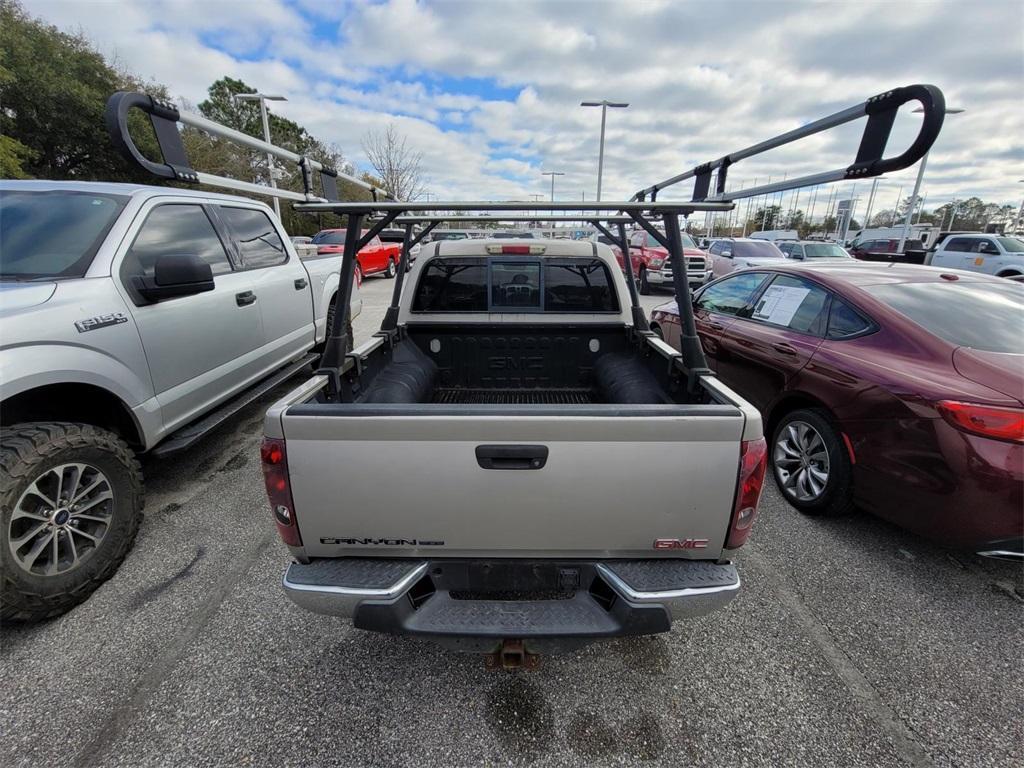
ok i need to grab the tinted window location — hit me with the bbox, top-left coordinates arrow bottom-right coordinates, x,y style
491,262 -> 540,308
866,281 -> 1024,353
123,205 -> 232,280
708,242 -> 724,255
750,275 -> 829,334
734,241 -> 784,259
219,207 -> 287,269
997,237 -> 1024,253
544,259 -> 618,312
945,237 -> 972,252
827,297 -> 873,339
412,258 -> 488,312
312,230 -> 345,245
971,239 -> 999,254
696,272 -> 769,315
0,191 -> 128,279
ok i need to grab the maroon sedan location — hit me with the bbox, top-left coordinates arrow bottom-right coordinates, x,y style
650,263 -> 1024,556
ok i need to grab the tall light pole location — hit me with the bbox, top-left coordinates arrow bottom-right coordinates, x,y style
542,171 -> 564,212
863,176 -> 885,229
898,106 -> 964,251
580,100 -> 628,201
234,92 -> 287,218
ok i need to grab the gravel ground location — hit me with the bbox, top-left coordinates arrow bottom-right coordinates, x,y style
2,276 -> 1021,768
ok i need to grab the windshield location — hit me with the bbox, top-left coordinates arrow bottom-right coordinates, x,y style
867,281 -> 1024,353
433,232 -> 467,241
680,233 -> 698,249
493,232 -> 534,239
311,231 -> 345,245
997,237 -> 1024,253
734,241 -> 784,259
0,190 -> 128,280
804,244 -> 851,259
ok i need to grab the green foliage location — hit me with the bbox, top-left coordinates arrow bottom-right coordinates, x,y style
0,133 -> 36,177
0,0 -> 166,181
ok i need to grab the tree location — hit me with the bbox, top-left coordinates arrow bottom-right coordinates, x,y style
362,123 -> 426,201
0,0 -> 166,181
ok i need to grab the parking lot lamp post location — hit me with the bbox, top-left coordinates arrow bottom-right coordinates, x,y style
898,107 -> 964,251
863,176 -> 885,229
233,93 -> 287,218
581,101 -> 628,201
542,171 -> 564,213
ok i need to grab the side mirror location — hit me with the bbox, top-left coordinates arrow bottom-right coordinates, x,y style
790,252 -> 805,260
132,253 -> 215,303
721,249 -> 732,258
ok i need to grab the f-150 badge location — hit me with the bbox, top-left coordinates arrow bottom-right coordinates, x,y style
75,312 -> 128,333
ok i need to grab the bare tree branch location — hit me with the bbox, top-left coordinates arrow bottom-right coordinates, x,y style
361,123 -> 427,201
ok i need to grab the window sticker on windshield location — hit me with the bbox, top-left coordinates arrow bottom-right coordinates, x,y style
752,285 -> 811,325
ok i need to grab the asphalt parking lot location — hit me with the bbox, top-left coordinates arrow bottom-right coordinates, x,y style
2,275 -> 1021,768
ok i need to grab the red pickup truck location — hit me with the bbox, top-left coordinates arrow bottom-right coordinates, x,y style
312,229 -> 402,281
625,229 -> 712,294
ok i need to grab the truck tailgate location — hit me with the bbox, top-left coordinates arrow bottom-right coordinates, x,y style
278,404 -> 745,560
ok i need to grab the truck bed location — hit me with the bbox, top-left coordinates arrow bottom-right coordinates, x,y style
265,325 -> 762,563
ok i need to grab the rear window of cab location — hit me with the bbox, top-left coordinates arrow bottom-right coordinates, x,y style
412,257 -> 619,313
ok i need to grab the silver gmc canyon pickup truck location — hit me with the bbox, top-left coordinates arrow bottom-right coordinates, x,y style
263,235 -> 768,658
0,180 -> 359,621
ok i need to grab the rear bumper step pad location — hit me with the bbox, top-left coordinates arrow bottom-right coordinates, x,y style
283,558 -> 739,637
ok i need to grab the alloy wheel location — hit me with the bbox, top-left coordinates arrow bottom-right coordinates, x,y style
774,421 -> 830,502
8,463 -> 114,576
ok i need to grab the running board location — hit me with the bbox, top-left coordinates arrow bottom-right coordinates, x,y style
152,353 -> 317,458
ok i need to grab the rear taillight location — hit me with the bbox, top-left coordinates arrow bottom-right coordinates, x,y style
260,436 -> 302,546
937,401 -> 1024,444
725,438 -> 768,550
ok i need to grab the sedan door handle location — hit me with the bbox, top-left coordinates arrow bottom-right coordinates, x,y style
772,342 -> 797,355
709,321 -> 726,331
294,278 -> 308,290
235,291 -> 257,306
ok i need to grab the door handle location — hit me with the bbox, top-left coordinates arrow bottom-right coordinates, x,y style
294,278 -> 308,290
235,291 -> 257,306
709,321 -> 726,331
772,342 -> 797,355
475,445 -> 548,470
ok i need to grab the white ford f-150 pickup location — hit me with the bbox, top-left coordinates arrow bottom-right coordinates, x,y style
0,180 -> 359,621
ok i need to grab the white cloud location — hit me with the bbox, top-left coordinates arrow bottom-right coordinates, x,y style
22,0 -> 1024,210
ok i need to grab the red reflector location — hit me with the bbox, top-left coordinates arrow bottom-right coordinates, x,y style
260,436 -> 302,546
725,438 -> 768,550
937,401 -> 1024,443
501,245 -> 532,254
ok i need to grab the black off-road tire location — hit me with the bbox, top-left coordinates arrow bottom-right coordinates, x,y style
771,408 -> 854,517
639,268 -> 651,295
1,422 -> 143,622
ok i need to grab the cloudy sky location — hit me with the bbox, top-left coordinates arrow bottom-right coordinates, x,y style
26,0 -> 1024,212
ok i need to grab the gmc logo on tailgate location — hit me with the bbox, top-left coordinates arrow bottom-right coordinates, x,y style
653,538 -> 709,550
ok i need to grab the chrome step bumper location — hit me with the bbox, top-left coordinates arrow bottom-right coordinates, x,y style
283,558 -> 740,633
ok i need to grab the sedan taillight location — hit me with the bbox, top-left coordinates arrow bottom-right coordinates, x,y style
260,437 -> 302,546
725,438 -> 768,550
937,401 -> 1024,444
